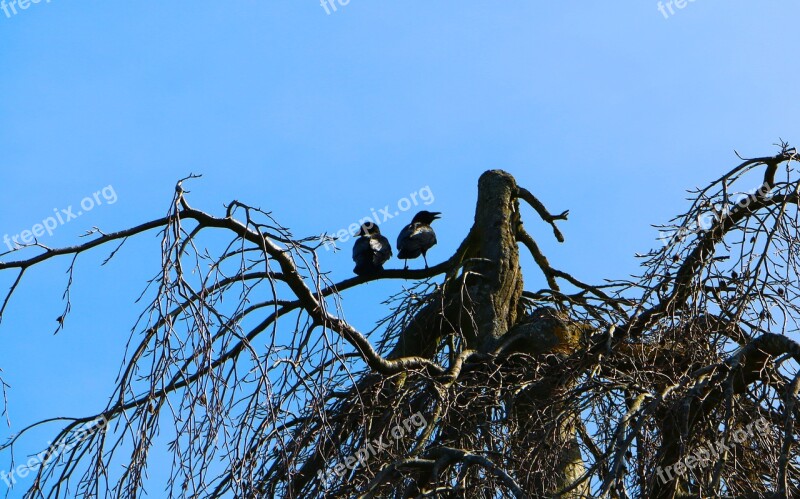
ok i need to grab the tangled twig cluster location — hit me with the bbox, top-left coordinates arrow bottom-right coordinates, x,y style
0,146 -> 799,498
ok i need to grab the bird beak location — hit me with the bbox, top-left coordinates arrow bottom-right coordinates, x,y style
431,212 -> 442,220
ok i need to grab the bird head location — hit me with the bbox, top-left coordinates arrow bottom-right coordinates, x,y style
359,222 -> 381,236
411,211 -> 441,225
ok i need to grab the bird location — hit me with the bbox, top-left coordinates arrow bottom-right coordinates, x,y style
397,211 -> 441,269
352,223 -> 392,276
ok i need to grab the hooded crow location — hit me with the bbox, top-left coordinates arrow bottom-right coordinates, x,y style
352,223 -> 392,276
397,211 -> 441,269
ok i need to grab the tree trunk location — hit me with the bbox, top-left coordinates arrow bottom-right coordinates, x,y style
391,170 -> 588,497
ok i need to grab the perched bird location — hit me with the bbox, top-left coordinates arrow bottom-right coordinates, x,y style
397,211 -> 441,269
352,223 -> 392,276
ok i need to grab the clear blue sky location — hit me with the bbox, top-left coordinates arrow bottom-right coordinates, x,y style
1,1 -> 799,496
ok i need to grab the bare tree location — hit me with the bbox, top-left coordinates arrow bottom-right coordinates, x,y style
1,144 -> 800,498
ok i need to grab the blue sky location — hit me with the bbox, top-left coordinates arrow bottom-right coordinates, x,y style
1,1 -> 799,496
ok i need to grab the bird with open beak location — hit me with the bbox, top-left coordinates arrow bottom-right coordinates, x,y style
397,211 -> 441,269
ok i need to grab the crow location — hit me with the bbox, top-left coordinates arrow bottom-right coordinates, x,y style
397,211 -> 441,269
352,223 -> 392,276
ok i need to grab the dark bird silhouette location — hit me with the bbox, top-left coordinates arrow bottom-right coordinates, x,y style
352,223 -> 392,276
397,211 -> 441,269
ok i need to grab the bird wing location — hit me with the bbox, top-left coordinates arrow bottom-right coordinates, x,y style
352,237 -> 371,262
372,235 -> 392,265
408,225 -> 436,249
397,223 -> 437,258
396,224 -> 414,250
